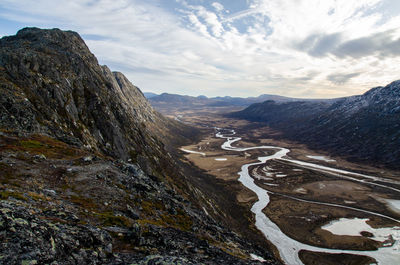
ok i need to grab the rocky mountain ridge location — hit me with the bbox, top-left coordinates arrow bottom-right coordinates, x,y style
0,27 -> 196,172
0,27 -> 278,264
230,80 -> 400,169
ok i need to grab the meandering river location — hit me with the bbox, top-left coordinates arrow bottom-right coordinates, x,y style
214,128 -> 400,265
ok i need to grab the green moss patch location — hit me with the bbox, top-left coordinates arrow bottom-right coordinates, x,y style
0,190 -> 27,201
139,200 -> 193,231
20,140 -> 43,149
0,134 -> 85,159
95,211 -> 134,227
69,195 -> 97,209
0,162 -> 14,184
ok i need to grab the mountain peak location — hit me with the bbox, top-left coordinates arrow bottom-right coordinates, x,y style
363,80 -> 400,98
14,27 -> 83,44
1,27 -> 96,66
0,27 -> 168,164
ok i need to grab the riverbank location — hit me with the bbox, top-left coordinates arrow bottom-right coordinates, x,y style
178,113 -> 400,264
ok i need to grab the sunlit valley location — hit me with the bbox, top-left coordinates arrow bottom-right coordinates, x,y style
1,1 -> 400,264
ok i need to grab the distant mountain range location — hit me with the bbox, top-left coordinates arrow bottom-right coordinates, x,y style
230,81 -> 400,169
143,92 -> 158,98
146,92 -> 338,113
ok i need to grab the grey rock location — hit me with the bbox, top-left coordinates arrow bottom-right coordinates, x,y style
126,204 -> 140,220
0,28 -> 279,265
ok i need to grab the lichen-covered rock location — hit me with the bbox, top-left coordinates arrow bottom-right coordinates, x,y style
136,255 -> 193,265
0,134 -> 277,264
0,28 -> 279,264
0,201 -> 113,265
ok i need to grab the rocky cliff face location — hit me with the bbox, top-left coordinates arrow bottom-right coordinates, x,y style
0,28 -> 278,264
0,27 -> 196,174
231,81 -> 400,169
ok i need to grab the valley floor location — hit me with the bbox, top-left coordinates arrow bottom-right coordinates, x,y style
173,110 -> 400,265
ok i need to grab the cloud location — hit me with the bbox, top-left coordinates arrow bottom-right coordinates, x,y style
0,0 -> 399,98
327,72 -> 361,85
187,12 -> 211,37
211,2 -> 224,12
333,30 -> 400,59
296,32 -> 343,57
195,7 -> 224,37
223,9 -> 259,22
295,29 -> 400,60
296,71 -> 321,81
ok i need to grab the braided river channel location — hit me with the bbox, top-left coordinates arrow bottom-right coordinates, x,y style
214,128 -> 400,265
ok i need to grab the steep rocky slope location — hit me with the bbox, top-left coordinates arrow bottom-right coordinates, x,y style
0,28 -> 278,264
302,81 -> 400,168
230,81 -> 400,169
0,27 -> 196,175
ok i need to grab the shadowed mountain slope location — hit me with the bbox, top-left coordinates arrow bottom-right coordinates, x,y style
230,81 -> 400,169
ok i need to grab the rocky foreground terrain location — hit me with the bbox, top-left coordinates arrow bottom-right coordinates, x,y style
0,28 -> 278,264
231,81 -> 400,169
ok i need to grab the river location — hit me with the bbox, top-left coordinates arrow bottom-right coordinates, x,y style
214,128 -> 400,265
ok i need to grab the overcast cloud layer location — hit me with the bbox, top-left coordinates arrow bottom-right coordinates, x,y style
1,0 -> 400,98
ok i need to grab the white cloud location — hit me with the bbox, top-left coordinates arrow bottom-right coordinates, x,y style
0,0 -> 399,98
195,7 -> 224,37
187,12 -> 211,37
211,2 -> 224,12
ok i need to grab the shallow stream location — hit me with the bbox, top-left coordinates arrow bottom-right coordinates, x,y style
214,128 -> 400,265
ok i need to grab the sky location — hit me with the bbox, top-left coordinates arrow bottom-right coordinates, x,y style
1,0 -> 400,98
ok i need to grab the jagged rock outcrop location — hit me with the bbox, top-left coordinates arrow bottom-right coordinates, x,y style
0,28 -> 279,264
230,81 -> 400,169
0,27 -> 193,175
